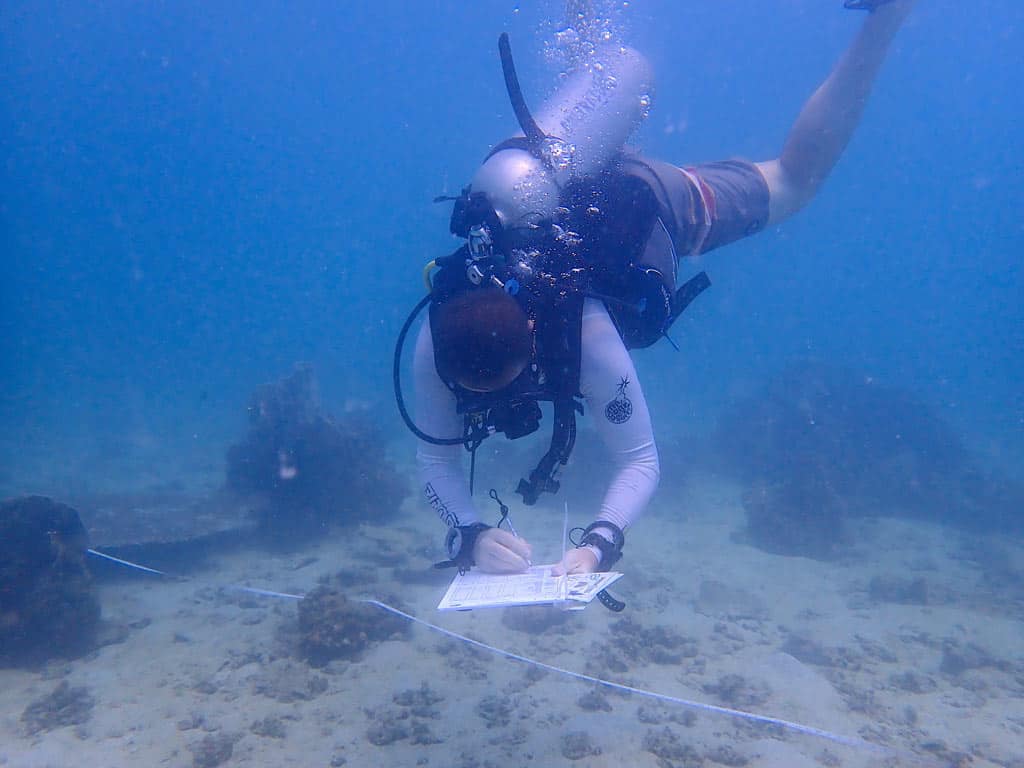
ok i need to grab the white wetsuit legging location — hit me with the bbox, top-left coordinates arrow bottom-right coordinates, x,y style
414,298 -> 660,549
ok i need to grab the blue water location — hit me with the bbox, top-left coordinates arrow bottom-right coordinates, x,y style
3,1 -> 1021,497
2,2 -> 1023,764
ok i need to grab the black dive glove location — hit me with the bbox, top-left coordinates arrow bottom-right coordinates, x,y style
574,521 -> 625,572
434,523 -> 491,573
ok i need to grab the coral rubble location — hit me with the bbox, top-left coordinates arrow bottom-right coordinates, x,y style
297,574 -> 409,666
20,680 -> 95,735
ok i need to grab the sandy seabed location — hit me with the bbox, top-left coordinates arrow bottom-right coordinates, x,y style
1,474 -> 1022,768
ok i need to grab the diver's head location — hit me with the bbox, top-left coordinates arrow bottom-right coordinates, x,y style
432,287 -> 531,393
462,42 -> 653,248
470,147 -> 561,236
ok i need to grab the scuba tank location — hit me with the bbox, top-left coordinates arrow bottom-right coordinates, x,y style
467,42 -> 654,248
395,34 -> 659,506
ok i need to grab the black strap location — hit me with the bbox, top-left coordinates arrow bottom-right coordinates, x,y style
516,398 -> 578,505
463,416 -> 488,495
434,523 -> 491,573
469,443 -> 477,496
574,521 -> 627,612
667,271 -> 711,327
577,521 -> 625,570
596,589 -> 626,612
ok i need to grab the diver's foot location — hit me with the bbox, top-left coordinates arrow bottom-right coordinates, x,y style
846,0 -> 917,27
843,0 -> 895,10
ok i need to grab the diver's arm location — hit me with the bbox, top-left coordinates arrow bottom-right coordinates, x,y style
413,321 -> 481,528
756,0 -> 917,224
575,300 -> 661,559
414,321 -> 533,573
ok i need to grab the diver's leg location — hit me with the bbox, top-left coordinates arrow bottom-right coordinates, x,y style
756,0 -> 918,224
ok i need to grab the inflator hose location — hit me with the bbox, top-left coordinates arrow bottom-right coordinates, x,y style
393,294 -> 467,446
498,33 -> 546,151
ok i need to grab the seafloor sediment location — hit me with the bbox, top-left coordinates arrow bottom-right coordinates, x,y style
1,473 -> 1021,768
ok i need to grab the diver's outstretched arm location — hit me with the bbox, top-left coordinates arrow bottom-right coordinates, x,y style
756,0 -> 918,225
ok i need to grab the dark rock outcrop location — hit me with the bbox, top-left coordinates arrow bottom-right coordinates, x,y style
226,364 -> 408,540
712,361 -> 1024,557
1,496 -> 100,666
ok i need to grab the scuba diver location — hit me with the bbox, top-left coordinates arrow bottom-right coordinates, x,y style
395,0 -> 918,578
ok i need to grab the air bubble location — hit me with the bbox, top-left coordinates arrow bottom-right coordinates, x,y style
541,137 -> 575,172
639,93 -> 652,119
554,26 -> 579,47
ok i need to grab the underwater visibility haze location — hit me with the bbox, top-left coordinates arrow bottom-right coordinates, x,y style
1,1 -> 1022,766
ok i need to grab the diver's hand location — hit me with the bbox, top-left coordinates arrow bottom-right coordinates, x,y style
473,528 -> 532,573
550,546 -> 599,576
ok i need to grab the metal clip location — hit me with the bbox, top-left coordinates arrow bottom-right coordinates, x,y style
468,225 -> 492,259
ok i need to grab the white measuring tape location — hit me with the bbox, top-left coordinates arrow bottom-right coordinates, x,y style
360,598 -> 888,751
86,548 -> 914,759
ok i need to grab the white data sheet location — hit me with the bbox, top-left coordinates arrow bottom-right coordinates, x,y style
437,565 -> 623,611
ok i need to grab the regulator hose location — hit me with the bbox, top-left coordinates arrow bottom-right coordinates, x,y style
393,294 -> 468,446
498,33 -> 546,152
